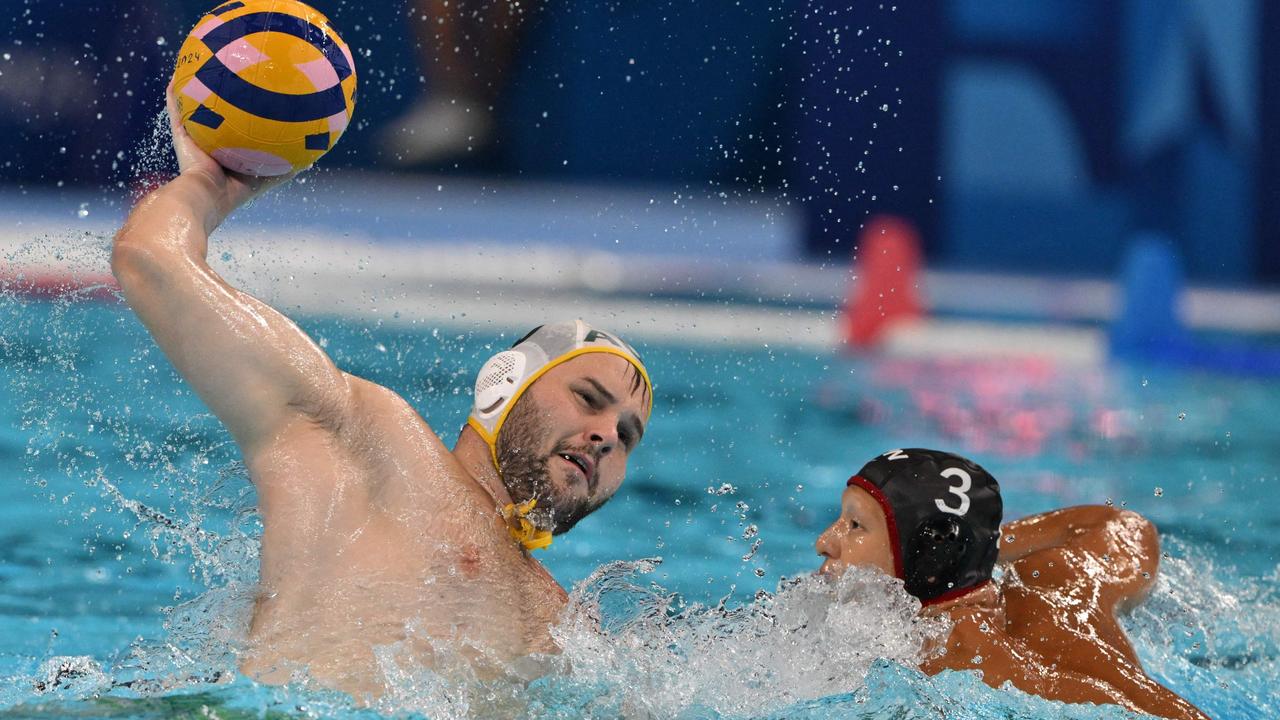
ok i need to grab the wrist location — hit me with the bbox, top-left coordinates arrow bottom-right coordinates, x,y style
154,169 -> 233,234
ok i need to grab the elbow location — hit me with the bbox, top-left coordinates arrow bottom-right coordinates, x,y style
1109,509 -> 1161,596
112,228 -> 193,290
112,198 -> 205,287
110,234 -> 157,289
1111,509 -> 1158,550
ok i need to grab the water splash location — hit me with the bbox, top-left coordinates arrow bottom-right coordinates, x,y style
548,559 -> 948,717
1124,538 -> 1280,719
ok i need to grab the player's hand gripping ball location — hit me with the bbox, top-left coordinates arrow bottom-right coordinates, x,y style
171,0 -> 357,176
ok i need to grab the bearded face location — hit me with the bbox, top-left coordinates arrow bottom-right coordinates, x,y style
494,393 -> 606,535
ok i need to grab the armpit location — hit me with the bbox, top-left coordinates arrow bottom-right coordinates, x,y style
287,372 -> 356,435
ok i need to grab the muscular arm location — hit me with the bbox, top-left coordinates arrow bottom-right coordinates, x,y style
113,175 -> 349,449
999,505 -> 1159,610
112,90 -> 352,470
994,507 -> 1208,719
930,616 -> 1209,720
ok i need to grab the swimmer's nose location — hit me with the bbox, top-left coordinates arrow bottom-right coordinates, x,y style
588,427 -> 618,455
815,523 -> 837,559
815,527 -> 839,577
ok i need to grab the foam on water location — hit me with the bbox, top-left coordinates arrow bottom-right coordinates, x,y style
547,559 -> 946,717
1123,540 -> 1280,719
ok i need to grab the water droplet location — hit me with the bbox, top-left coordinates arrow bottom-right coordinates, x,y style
1153,487 -> 1164,497
1177,412 -> 1187,421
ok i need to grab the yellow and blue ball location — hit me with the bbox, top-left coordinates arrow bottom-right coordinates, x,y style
171,0 -> 357,176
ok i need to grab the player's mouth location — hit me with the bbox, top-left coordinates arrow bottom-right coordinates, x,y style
558,452 -> 594,484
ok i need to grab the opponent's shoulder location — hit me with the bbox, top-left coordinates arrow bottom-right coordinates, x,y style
922,606 -> 1022,680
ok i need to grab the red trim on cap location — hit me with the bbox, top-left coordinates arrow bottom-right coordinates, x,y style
920,579 -> 992,608
846,474 -> 905,581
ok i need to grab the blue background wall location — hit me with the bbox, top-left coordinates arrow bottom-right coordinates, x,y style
1,0 -> 1275,282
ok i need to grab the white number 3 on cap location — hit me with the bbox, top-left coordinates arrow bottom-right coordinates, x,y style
936,468 -> 972,516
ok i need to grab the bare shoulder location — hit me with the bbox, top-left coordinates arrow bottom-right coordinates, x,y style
923,606 -> 1038,687
326,375 -> 451,459
244,373 -> 469,529
928,610 -> 1188,715
338,375 -> 484,504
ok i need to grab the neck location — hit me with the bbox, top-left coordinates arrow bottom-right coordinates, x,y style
454,425 -> 512,508
921,581 -> 1002,619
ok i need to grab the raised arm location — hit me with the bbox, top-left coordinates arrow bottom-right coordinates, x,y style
994,506 -> 1208,720
998,505 -> 1160,609
112,88 -> 351,458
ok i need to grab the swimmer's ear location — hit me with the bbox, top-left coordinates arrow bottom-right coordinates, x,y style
904,516 -> 973,600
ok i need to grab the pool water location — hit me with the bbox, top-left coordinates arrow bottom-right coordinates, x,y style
1,295 -> 1277,719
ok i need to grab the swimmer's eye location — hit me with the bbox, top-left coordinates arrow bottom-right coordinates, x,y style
847,518 -> 861,530
575,389 -> 603,410
619,426 -> 636,451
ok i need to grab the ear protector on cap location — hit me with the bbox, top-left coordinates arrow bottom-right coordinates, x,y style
474,351 -> 529,420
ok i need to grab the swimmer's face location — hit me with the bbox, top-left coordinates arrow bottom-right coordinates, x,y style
495,353 -> 649,534
815,485 -> 896,578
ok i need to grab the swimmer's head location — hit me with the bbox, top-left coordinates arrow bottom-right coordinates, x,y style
468,320 -> 652,534
816,449 -> 1002,605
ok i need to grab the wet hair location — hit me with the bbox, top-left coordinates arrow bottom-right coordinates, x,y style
624,361 -> 650,408
848,449 -> 1002,605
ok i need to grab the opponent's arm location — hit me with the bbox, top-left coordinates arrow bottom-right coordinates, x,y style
112,88 -> 351,457
996,509 -> 1206,718
998,505 -> 1159,608
930,621 -> 1209,720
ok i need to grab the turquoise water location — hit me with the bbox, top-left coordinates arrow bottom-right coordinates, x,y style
1,295 -> 1277,718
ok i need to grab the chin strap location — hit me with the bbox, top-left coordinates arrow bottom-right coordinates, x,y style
501,498 -> 553,552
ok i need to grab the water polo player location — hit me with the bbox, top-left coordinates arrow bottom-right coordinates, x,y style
109,87 -> 651,695
816,449 -> 1207,720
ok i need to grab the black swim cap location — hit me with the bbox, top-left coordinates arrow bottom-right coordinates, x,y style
847,449 -> 1002,605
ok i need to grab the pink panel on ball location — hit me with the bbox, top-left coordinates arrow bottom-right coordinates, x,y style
216,38 -> 269,73
191,17 -> 225,40
327,109 -> 349,135
212,147 -> 294,177
181,77 -> 213,103
295,58 -> 340,92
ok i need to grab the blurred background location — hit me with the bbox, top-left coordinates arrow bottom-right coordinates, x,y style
2,5 -> 1280,715
2,0 -> 1278,286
